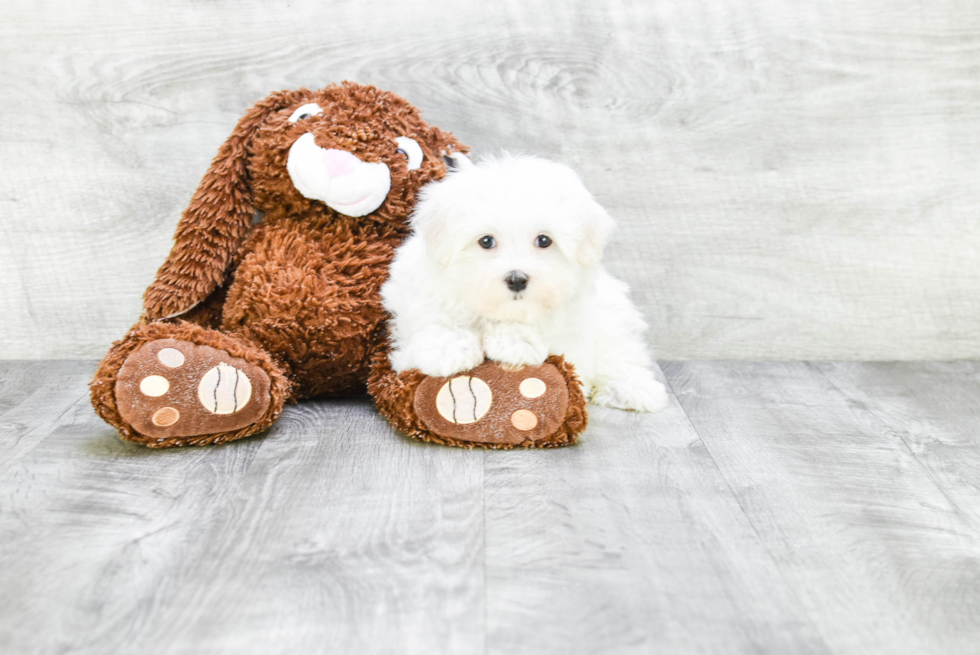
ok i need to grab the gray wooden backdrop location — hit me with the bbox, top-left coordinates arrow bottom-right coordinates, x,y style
1,0 -> 978,360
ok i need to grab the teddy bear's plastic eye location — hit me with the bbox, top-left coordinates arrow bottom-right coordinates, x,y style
479,235 -> 496,249
535,235 -> 552,248
288,103 -> 323,123
394,136 -> 424,171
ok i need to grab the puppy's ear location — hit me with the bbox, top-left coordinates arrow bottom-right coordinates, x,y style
142,89 -> 308,320
576,199 -> 615,268
410,185 -> 458,268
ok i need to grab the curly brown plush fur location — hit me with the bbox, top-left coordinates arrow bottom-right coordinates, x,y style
90,82 -> 589,448
141,84 -> 459,323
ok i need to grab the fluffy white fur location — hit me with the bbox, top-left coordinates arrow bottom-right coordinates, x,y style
381,154 -> 668,413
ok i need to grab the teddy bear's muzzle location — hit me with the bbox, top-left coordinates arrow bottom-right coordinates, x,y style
286,132 -> 392,218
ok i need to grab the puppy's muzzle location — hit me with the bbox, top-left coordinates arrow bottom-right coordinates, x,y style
505,271 -> 529,293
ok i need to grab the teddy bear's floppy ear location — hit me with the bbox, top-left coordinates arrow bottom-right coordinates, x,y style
142,89 -> 307,321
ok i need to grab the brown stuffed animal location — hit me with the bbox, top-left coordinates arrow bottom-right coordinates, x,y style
90,82 -> 588,449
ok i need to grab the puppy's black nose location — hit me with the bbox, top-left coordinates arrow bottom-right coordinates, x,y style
505,271 -> 528,293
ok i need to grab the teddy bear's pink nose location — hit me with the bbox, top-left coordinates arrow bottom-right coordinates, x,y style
321,148 -> 359,178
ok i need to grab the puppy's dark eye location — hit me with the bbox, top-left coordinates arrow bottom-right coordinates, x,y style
396,148 -> 407,157
535,235 -> 552,248
479,235 -> 496,249
299,113 -> 310,121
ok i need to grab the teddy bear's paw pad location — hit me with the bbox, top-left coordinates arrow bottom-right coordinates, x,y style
414,361 -> 568,445
115,338 -> 271,440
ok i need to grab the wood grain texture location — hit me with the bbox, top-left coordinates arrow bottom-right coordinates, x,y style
5,360 -> 980,653
663,360 -> 980,655
482,366 -> 828,655
815,362 -> 980,529
0,361 -> 485,655
2,0 -> 979,359
0,360 -> 95,477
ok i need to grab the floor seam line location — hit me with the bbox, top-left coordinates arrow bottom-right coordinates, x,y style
811,362 -> 980,537
0,389 -> 91,480
482,448 -> 488,655
660,361 -> 831,649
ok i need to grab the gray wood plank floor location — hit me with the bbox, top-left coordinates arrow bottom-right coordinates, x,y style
1,360 -> 978,654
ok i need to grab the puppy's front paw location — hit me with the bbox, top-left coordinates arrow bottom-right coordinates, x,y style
397,326 -> 485,378
591,368 -> 669,413
483,325 -> 549,367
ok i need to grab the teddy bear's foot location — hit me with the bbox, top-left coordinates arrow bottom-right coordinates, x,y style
414,361 -> 572,446
370,353 -> 588,449
114,337 -> 273,442
91,322 -> 290,447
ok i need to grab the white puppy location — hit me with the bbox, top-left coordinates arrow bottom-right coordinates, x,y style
381,154 -> 668,412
